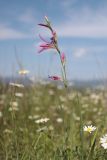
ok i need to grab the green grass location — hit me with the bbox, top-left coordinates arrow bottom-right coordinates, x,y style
0,82 -> 107,160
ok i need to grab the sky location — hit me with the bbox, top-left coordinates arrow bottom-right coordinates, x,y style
0,0 -> 107,80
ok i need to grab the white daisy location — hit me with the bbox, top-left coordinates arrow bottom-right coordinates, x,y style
18,69 -> 29,75
35,118 -> 49,124
56,118 -> 63,123
4,129 -> 13,134
36,126 -> 48,133
9,107 -> 19,112
28,115 -> 40,120
15,92 -> 23,98
9,83 -> 24,88
100,134 -> 107,149
9,102 -> 19,112
83,125 -> 96,133
10,101 -> 18,107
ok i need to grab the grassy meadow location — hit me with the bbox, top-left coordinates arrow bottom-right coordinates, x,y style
0,80 -> 107,160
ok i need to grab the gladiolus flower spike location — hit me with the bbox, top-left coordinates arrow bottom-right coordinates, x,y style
38,16 -> 68,88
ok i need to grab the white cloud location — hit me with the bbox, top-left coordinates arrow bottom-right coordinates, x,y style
18,9 -> 36,24
56,24 -> 107,38
72,46 -> 107,58
61,0 -> 77,8
73,48 -> 87,58
55,6 -> 107,38
0,24 -> 30,40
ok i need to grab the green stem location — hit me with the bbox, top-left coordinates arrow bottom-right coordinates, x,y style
33,133 -> 42,150
54,43 -> 68,88
48,24 -> 68,88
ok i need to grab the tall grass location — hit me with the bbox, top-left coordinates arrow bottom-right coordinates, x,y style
0,82 -> 107,159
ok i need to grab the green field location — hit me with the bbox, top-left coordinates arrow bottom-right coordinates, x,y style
0,82 -> 107,160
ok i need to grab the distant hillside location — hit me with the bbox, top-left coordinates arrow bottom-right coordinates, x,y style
0,76 -> 106,88
71,79 -> 107,88
0,76 -> 32,86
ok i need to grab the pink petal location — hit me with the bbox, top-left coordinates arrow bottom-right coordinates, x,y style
48,75 -> 61,80
61,53 -> 66,63
39,34 -> 50,43
38,24 -> 49,28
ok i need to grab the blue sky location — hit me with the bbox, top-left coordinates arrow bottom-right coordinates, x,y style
0,0 -> 107,80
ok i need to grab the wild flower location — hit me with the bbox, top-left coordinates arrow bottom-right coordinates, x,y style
18,69 -> 29,75
83,125 -> 96,133
48,75 -> 61,81
28,115 -> 40,120
38,16 -> 67,88
100,134 -> 107,149
10,101 -> 18,107
9,82 -> 24,88
9,101 -> 19,111
48,125 -> 54,131
38,36 -> 55,53
48,89 -> 54,95
4,129 -> 13,134
36,126 -> 48,133
9,106 -> 19,112
59,95 -> 66,102
28,115 -> 33,120
15,92 -> 23,98
56,118 -> 63,123
61,53 -> 66,64
35,118 -> 49,124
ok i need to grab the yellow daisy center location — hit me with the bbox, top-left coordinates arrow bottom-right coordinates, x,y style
87,128 -> 92,133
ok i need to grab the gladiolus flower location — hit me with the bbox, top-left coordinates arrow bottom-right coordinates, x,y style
61,53 -> 66,64
38,34 -> 55,53
48,75 -> 61,81
38,43 -> 55,53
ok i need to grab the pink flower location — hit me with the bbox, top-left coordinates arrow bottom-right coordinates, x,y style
61,53 -> 66,63
38,17 -> 57,53
38,34 -> 55,53
48,75 -> 61,81
38,43 -> 55,53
